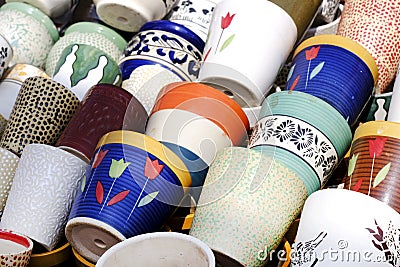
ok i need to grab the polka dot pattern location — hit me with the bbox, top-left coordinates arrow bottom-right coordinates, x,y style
0,147 -> 19,218
337,0 -> 400,93
0,76 -> 80,156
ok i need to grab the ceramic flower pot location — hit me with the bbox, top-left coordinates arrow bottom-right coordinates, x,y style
0,229 -> 33,267
29,242 -> 73,267
0,147 -> 19,218
6,0 -> 78,18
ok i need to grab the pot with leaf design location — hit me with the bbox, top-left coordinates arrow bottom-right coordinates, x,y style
66,130 -> 192,263
197,0 -> 297,108
344,121 -> 400,214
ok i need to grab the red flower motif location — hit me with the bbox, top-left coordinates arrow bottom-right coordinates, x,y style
92,149 -> 109,169
305,46 -> 320,61
369,137 -> 387,158
289,75 -> 300,91
144,157 -> 164,180
352,178 -> 363,192
221,12 -> 235,30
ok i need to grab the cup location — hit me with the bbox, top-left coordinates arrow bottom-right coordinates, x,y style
120,62 -> 183,114
285,34 -> 378,127
249,91 -> 352,194
0,147 -> 19,218
5,0 -> 78,18
46,22 -> 127,76
291,189 -> 400,266
92,0 -> 177,32
337,0 -> 400,93
197,0 -> 297,107
120,20 -> 204,82
0,63 -> 49,120
0,2 -> 58,68
52,44 -> 122,100
189,147 -> 308,267
0,76 -> 80,156
66,130 -> 191,262
343,121 -> 400,213
0,144 -> 87,251
0,229 -> 33,267
96,232 -> 215,267
56,84 -> 148,162
167,0 -> 217,42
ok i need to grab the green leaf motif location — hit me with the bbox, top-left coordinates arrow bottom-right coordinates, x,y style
138,191 -> 159,208
81,175 -> 86,192
310,61 -> 325,80
347,153 -> 359,176
220,34 -> 235,52
373,162 -> 391,188
287,64 -> 295,82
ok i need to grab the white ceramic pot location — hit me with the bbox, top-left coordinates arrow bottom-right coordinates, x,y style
6,0 -> 78,18
96,232 -> 215,267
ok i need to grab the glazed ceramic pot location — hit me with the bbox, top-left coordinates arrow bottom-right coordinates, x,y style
6,0 -> 78,18
0,2 -> 59,68
92,0 -> 177,32
146,108 -> 230,167
151,82 -> 249,147
29,242 -> 73,267
0,34 -> 13,78
56,84 -> 148,162
291,189 -> 400,266
344,121 -> 400,213
366,92 -> 392,121
269,0 -> 322,40
0,63 -> 49,120
337,0 -> 400,93
189,147 -> 308,267
0,229 -> 33,267
197,0 -> 297,107
121,62 -> 183,114
0,147 -> 19,218
120,20 -> 204,82
52,44 -> 122,100
249,91 -> 352,193
96,232 -> 215,267
0,76 -> 80,156
0,144 -> 87,251
46,22 -> 126,76
66,130 -> 191,263
285,34 -> 378,127
167,0 -> 217,42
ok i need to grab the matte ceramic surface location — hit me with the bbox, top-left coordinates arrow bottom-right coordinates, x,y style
121,62 -> 183,114
121,20 -> 204,81
269,0 -> 322,40
53,44 -> 122,100
344,121 -> 400,213
146,108 -> 232,166
46,23 -> 126,76
286,34 -> 378,126
198,0 -> 297,107
56,84 -> 147,161
29,243 -> 73,267
67,134 -> 190,262
0,76 -> 80,156
0,2 -> 58,68
168,0 -> 216,42
189,147 -> 308,267
6,0 -> 78,18
0,229 -> 33,267
0,144 -> 87,251
93,0 -> 177,32
337,0 -> 400,93
96,232 -> 215,267
291,189 -> 400,266
0,147 -> 19,218
151,82 -> 249,146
